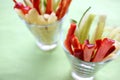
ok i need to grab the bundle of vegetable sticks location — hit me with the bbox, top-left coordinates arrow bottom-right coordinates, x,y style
13,0 -> 72,24
64,7 -> 120,62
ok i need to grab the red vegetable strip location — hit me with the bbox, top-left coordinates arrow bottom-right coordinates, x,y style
74,48 -> 83,60
82,40 -> 89,49
104,46 -> 116,58
64,23 -> 76,55
95,39 -> 102,49
33,0 -> 41,14
30,0 -> 33,3
83,44 -> 95,62
92,38 -> 115,62
13,0 -> 24,9
71,35 -> 80,49
45,0 -> 53,14
22,6 -> 31,14
57,0 -> 72,20
55,0 -> 65,20
13,0 -> 31,14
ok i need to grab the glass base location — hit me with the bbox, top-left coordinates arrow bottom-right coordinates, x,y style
72,72 -> 94,80
36,41 -> 57,51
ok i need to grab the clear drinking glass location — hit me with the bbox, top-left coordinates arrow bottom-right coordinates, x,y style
63,47 -> 120,80
25,20 -> 62,51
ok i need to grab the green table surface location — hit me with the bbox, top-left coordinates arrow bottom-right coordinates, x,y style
0,0 -> 120,80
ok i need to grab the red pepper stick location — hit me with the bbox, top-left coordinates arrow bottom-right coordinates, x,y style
71,35 -> 84,59
71,35 -> 80,49
64,23 -> 76,55
56,0 -> 65,20
83,44 -> 95,62
45,0 -> 53,14
74,48 -> 83,60
33,0 -> 41,14
13,0 -> 24,9
30,0 -> 33,3
57,0 -> 72,20
104,46 -> 116,58
92,38 -> 115,62
13,0 -> 31,14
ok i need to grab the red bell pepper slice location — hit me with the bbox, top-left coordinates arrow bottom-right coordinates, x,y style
23,6 -> 31,14
82,40 -> 89,49
104,46 -> 116,58
57,0 -> 72,20
56,0 -> 65,20
13,0 -> 31,14
32,0 -> 41,14
92,38 -> 115,62
56,0 -> 71,20
64,23 -> 76,55
45,0 -> 53,14
13,0 -> 24,8
71,35 -> 80,49
95,39 -> 102,49
74,48 -> 83,60
83,44 -> 95,62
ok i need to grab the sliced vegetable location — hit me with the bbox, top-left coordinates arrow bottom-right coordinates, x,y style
53,0 -> 60,12
56,0 -> 72,20
45,0 -> 53,14
90,15 -> 106,44
13,0 -> 31,14
83,44 -> 95,62
74,48 -> 83,60
64,23 -> 76,55
92,38 -> 115,62
64,23 -> 116,62
77,14 -> 95,44
55,0 -> 65,20
32,0 -> 41,14
71,35 -> 80,49
13,0 -> 71,22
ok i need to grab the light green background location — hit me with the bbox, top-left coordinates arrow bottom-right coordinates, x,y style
0,0 -> 120,80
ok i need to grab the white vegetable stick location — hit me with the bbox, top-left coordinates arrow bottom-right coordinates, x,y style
108,27 -> 120,39
25,8 -> 39,24
43,14 -> 50,21
48,12 -> 57,24
37,15 -> 47,24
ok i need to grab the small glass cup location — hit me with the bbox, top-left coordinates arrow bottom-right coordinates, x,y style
63,46 -> 120,80
25,20 -> 62,51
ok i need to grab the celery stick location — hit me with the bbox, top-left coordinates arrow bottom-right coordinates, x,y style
77,14 -> 95,44
90,15 -> 106,44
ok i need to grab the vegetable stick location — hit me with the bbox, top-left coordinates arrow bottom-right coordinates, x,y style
33,0 -> 41,14
25,8 -> 39,24
45,0 -> 53,14
92,38 -> 115,62
53,0 -> 60,12
55,0 -> 65,20
83,44 -> 95,62
57,0 -> 72,20
64,23 -> 76,55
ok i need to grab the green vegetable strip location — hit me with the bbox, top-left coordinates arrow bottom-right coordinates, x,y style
90,15 -> 106,44
78,7 -> 91,28
77,14 -> 95,44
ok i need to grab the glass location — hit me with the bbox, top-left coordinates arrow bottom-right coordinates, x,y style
61,11 -> 120,80
25,20 -> 62,51
63,46 -> 120,80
